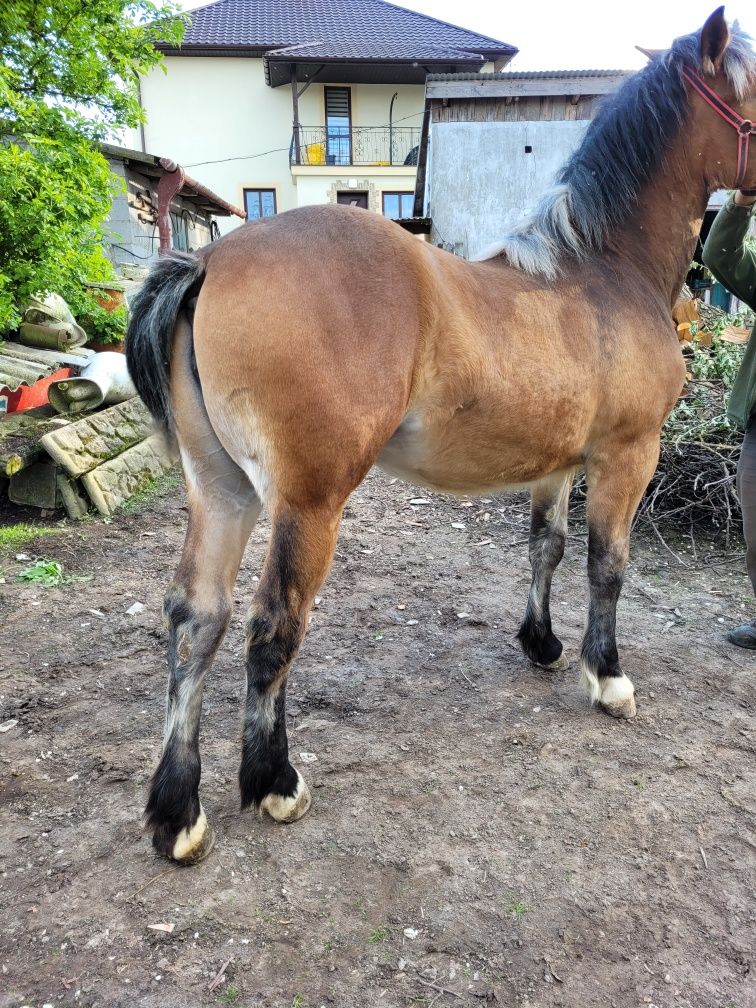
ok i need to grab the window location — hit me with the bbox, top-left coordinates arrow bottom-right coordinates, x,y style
325,87 -> 352,166
382,192 -> 414,220
244,188 -> 277,219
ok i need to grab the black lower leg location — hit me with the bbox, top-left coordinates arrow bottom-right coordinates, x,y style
581,529 -> 623,680
239,682 -> 299,808
239,591 -> 304,809
146,588 -> 228,856
518,503 -> 566,665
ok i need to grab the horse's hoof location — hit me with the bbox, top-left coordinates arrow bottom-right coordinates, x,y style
260,770 -> 312,824
599,674 -> 636,719
540,652 -> 568,672
171,806 -> 216,864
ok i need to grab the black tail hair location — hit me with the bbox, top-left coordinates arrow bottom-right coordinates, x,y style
125,250 -> 206,431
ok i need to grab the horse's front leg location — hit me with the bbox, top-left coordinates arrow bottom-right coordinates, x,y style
580,439 -> 660,719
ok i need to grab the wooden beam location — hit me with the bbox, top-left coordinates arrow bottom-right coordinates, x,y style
426,75 -> 628,100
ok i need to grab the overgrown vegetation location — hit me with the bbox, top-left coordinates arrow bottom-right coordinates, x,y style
0,0 -> 184,337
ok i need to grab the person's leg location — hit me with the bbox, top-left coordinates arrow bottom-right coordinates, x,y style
728,420 -> 756,648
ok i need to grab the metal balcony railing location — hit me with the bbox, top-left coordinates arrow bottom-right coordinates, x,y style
291,126 -> 421,168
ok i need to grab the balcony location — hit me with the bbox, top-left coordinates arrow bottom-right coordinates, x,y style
290,126 -> 421,168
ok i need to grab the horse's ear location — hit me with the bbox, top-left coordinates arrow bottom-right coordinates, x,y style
635,46 -> 664,61
700,7 -> 730,73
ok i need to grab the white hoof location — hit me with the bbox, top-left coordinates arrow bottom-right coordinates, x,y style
600,674 -> 636,719
260,770 -> 311,823
171,805 -> 215,863
579,664 -> 636,719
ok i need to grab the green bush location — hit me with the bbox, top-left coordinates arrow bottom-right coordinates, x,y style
0,1 -> 184,336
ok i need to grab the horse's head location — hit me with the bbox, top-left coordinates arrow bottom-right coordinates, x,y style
669,7 -> 756,193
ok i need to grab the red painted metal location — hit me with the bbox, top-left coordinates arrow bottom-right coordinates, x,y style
156,159 -> 186,254
156,158 -> 246,254
1,367 -> 72,414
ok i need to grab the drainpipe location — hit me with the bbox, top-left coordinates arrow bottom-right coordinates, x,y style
136,76 -> 147,153
389,92 -> 398,165
156,158 -> 247,254
156,159 -> 186,253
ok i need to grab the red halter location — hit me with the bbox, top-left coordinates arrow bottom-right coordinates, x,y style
682,65 -> 756,192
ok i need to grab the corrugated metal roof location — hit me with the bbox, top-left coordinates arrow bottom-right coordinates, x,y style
427,69 -> 630,81
162,0 -> 516,59
0,342 -> 92,393
266,40 -> 486,62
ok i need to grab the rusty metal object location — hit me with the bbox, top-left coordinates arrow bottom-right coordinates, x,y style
157,158 -> 245,254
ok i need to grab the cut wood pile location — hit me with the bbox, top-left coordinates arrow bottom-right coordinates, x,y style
0,397 -> 177,518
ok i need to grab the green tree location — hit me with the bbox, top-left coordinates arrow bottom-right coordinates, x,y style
0,1 -> 184,336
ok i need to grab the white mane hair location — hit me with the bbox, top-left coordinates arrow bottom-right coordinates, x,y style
478,21 -> 756,279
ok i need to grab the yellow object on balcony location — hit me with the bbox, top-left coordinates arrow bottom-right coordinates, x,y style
304,142 -> 326,165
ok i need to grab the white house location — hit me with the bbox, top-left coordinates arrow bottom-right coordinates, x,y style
138,0 -> 516,231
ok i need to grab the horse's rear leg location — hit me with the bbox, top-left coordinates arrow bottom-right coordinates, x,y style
239,501 -> 343,821
518,470 -> 574,669
145,318 -> 261,862
580,440 -> 660,719
146,458 -> 260,861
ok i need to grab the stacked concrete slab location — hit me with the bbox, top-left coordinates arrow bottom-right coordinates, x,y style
2,397 -> 177,517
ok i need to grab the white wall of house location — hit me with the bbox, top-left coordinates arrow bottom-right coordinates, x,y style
293,167 -> 417,213
139,57 -> 425,231
428,120 -> 591,259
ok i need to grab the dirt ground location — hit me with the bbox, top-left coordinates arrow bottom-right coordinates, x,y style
0,469 -> 754,1008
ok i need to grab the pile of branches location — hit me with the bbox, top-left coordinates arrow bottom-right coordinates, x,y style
639,378 -> 741,543
638,293 -> 753,544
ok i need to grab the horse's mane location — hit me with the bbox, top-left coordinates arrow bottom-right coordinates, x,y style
482,23 -> 756,278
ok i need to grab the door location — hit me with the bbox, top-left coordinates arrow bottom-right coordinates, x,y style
325,87 -> 352,166
336,192 -> 368,209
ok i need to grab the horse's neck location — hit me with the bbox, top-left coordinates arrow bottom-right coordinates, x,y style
609,151 -> 710,309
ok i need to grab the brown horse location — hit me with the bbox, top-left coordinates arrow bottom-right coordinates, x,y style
127,9 -> 756,863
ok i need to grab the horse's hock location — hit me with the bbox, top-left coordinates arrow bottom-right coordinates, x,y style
1,396 -> 177,517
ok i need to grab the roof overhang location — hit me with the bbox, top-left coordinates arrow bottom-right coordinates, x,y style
101,143 -> 244,217
264,55 -> 490,88
394,216 -> 431,235
425,71 -> 630,100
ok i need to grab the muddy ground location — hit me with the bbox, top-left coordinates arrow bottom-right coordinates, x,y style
0,469 -> 754,1008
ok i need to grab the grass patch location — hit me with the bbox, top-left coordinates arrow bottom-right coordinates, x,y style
0,523 -> 42,551
218,985 -> 240,1004
506,897 -> 529,917
368,927 -> 389,944
118,465 -> 183,514
292,996 -> 305,1008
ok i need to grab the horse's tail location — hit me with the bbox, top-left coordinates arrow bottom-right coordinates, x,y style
125,250 -> 206,433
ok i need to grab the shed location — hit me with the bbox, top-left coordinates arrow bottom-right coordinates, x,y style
414,70 -> 631,258
101,144 -> 247,271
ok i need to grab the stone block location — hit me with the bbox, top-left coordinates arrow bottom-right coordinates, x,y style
40,397 -> 153,477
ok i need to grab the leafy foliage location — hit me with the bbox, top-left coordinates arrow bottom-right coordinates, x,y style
0,1 -> 184,335
16,558 -> 64,586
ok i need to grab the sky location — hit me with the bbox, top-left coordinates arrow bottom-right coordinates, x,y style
177,0 -> 756,71
396,0 -> 756,71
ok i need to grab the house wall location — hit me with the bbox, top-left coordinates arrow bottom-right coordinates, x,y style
103,158 -> 214,269
293,167 -> 417,213
139,57 -> 425,230
427,119 -> 591,259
